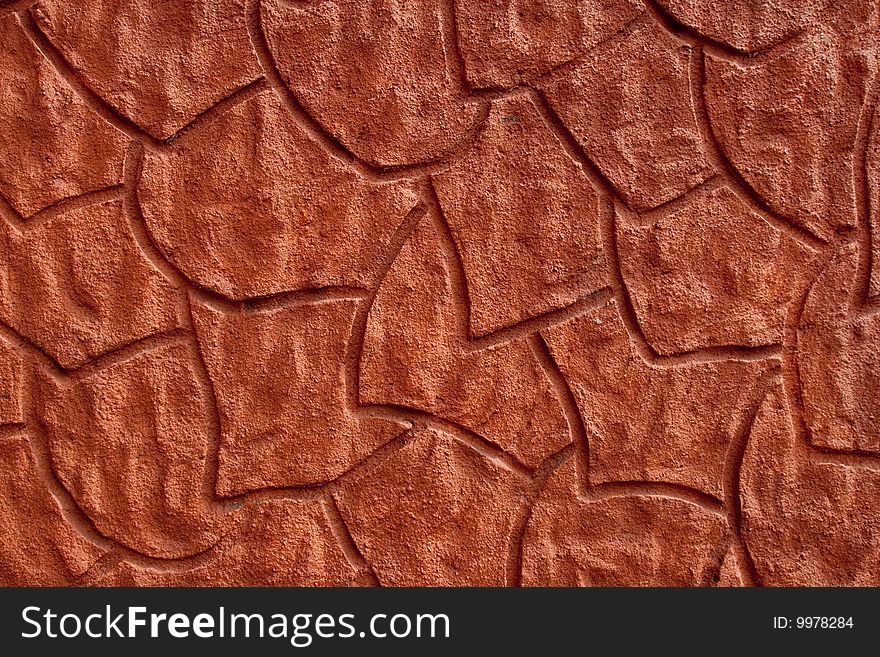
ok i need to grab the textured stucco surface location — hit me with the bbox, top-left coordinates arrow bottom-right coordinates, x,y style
1,0 -> 879,587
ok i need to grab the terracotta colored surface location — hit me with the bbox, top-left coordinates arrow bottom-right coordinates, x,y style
1,0 -> 878,587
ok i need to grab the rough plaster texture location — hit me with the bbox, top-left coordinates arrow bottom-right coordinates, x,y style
0,0 -> 879,587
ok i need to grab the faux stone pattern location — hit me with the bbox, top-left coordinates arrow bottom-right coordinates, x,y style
190,296 -> 402,494
261,0 -> 482,167
616,184 -> 813,354
538,17 -> 714,212
0,434 -> 105,585
432,92 -> 606,336
33,343 -> 225,559
657,0 -> 833,53
703,2 -> 875,240
0,12 -> 126,217
542,302 -> 769,500
32,0 -> 261,140
1,0 -> 879,587
335,427 -> 529,586
455,0 -> 643,90
359,213 -> 570,469
139,91 -> 418,300
0,199 -> 180,369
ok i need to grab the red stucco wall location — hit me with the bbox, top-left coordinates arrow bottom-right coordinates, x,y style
1,0 -> 878,586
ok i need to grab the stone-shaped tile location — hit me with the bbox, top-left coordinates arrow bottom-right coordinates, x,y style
0,434 -> 106,585
455,0 -> 642,89
740,383 -> 880,585
0,340 -> 22,424
704,5 -> 877,239
657,0 -> 833,53
335,427 -> 528,586
96,500 -> 360,586
33,342 -> 226,558
618,185 -> 813,353
139,91 -> 418,300
261,0 -> 482,167
0,13 -> 126,217
798,244 -> 880,454
542,302 -> 768,498
0,200 -> 180,369
521,459 -> 727,585
433,93 -> 606,337
359,214 -> 569,469
538,19 -> 714,211
33,0 -> 261,139
190,297 -> 403,496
